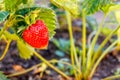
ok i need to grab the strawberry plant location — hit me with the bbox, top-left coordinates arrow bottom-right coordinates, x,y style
1,0 -> 120,80
0,0 -> 69,79
51,0 -> 120,80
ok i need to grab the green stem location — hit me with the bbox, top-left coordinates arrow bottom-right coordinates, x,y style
82,9 -> 86,73
66,11 -> 81,80
7,59 -> 81,77
102,75 -> 120,80
0,40 -> 11,61
7,63 -> 42,77
91,25 -> 120,68
86,15 -> 106,75
0,21 -> 9,38
89,40 -> 118,79
68,13 -> 79,69
66,11 -> 75,66
66,11 -> 77,80
33,51 -> 70,79
0,13 -> 16,39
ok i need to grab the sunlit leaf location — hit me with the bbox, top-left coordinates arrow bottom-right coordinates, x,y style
4,31 -> 18,40
4,0 -> 34,12
17,40 -> 35,59
0,11 -> 9,23
4,0 -> 22,12
50,0 -> 79,17
108,4 -> 120,13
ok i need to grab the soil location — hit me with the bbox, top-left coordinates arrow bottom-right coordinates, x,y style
0,28 -> 120,80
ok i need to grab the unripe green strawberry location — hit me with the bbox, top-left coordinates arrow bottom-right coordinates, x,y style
22,20 -> 49,49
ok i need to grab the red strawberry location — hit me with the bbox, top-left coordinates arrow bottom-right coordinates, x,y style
22,20 -> 49,49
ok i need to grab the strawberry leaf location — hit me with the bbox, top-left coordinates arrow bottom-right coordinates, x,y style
4,31 -> 19,40
50,0 -> 79,17
0,11 -> 9,23
83,0 -> 112,14
17,40 -> 35,59
36,8 -> 56,39
13,7 -> 56,39
4,0 -> 34,12
4,0 -> 23,12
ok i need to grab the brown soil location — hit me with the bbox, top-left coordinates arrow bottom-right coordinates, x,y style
0,29 -> 120,80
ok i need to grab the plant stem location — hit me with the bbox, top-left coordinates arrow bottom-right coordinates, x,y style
66,11 -> 77,80
7,59 -> 81,77
86,15 -> 106,75
91,25 -> 120,68
102,75 -> 120,80
7,63 -> 42,77
89,40 -> 118,79
0,13 -> 16,39
0,21 -> 9,38
66,11 -> 81,80
33,51 -> 70,80
0,40 -> 11,61
66,11 -> 75,66
82,9 -> 86,73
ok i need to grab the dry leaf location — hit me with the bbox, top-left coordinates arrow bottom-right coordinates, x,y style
13,65 -> 25,72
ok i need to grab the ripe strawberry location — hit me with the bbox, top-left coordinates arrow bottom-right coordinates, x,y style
22,20 -> 49,49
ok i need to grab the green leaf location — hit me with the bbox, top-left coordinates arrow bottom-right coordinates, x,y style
0,72 -> 10,80
0,11 -> 9,23
0,0 -> 4,10
4,0 -> 34,12
83,0 -> 112,14
50,0 -> 79,17
36,8 -> 56,39
17,40 -> 35,59
55,50 -> 65,57
86,16 -> 98,31
22,0 -> 28,4
4,0 -> 22,12
58,39 -> 70,52
57,62 -> 64,70
52,38 -> 70,53
4,31 -> 19,40
51,38 -> 60,48
14,7 -> 56,39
